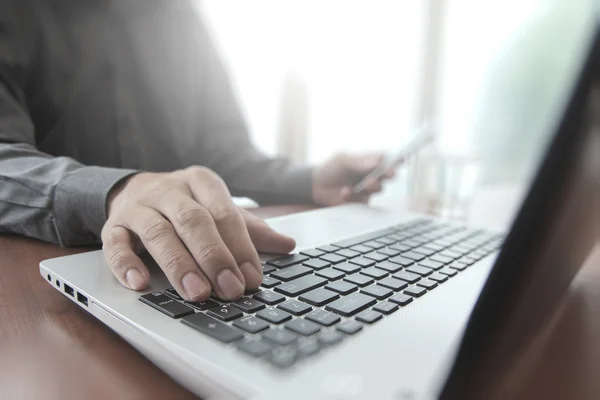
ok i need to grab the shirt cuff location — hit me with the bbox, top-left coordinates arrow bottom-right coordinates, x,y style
53,166 -> 138,246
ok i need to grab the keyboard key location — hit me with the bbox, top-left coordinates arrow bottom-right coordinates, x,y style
139,292 -> 194,318
333,262 -> 361,274
325,280 -> 358,295
388,256 -> 414,266
401,251 -> 426,261
316,268 -> 345,280
185,299 -> 218,311
269,346 -> 297,368
299,288 -> 340,307
335,249 -> 361,259
320,254 -> 346,264
362,241 -> 385,250
305,309 -> 341,326
237,339 -> 273,357
377,248 -> 401,257
378,277 -> 408,291
278,299 -> 312,316
317,245 -> 338,253
267,254 -> 309,268
430,254 -> 453,264
401,239 -> 422,248
181,313 -> 244,343
417,279 -> 438,290
261,276 -> 282,288
262,264 -> 276,274
389,293 -> 413,306
300,248 -> 325,258
331,229 -> 390,248
439,250 -> 462,259
325,292 -> 377,316
207,305 -> 243,321
233,315 -> 270,333
449,261 -> 468,271
274,275 -> 327,297
364,252 -> 388,262
439,267 -> 458,277
349,244 -> 374,254
256,307 -> 292,324
460,256 -> 477,265
375,261 -> 403,273
423,242 -> 446,252
253,290 -> 286,305
263,329 -> 298,346
412,246 -> 436,257
361,284 -> 393,300
232,297 -> 266,313
297,338 -> 320,357
429,273 -> 449,283
356,310 -> 383,324
373,301 -> 399,314
418,259 -> 444,271
404,286 -> 427,297
393,271 -> 421,283
319,330 -> 345,345
349,258 -> 376,268
303,259 -> 331,270
375,237 -> 395,245
390,243 -> 412,252
406,265 -> 434,276
344,273 -> 374,287
165,287 -> 183,300
271,265 -> 312,282
337,320 -> 363,334
286,319 -> 321,336
360,267 -> 388,280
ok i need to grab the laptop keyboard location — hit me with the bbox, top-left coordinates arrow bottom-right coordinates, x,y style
139,218 -> 504,369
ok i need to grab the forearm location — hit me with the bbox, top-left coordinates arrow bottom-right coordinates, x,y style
0,142 -> 137,246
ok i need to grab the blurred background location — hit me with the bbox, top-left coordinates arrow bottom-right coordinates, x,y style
199,0 -> 594,216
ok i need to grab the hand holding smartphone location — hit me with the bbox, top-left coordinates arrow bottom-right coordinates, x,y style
352,127 -> 435,194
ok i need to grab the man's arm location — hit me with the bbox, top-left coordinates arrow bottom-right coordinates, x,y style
0,83 -> 137,246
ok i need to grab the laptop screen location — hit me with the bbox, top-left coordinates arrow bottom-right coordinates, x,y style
440,21 -> 600,400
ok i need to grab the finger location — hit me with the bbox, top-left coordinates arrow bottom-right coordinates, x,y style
384,168 -> 397,179
101,225 -> 149,290
361,177 -> 383,194
240,208 -> 296,254
125,207 -> 213,302
342,153 -> 384,174
185,167 -> 262,292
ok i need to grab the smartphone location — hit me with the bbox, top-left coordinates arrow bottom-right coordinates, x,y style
352,128 -> 435,194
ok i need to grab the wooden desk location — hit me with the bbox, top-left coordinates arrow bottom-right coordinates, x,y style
1,204 -> 599,399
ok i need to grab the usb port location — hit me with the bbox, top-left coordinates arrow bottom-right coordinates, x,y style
77,292 -> 88,307
64,283 -> 74,297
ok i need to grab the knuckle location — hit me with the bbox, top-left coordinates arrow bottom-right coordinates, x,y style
175,206 -> 210,230
106,249 -> 131,271
210,204 -> 239,224
141,219 -> 171,244
197,243 -> 225,265
161,250 -> 189,274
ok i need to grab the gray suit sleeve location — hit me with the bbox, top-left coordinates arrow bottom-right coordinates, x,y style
0,82 -> 137,246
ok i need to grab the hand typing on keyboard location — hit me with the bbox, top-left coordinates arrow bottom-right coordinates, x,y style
101,167 -> 296,301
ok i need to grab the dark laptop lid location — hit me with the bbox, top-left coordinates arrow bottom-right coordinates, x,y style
440,20 -> 600,400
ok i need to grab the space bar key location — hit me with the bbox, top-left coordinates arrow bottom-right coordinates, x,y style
325,292 -> 377,317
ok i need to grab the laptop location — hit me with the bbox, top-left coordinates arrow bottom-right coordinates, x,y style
40,13 -> 599,400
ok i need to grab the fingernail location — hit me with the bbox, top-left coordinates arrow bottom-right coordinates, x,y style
217,269 -> 244,299
125,269 -> 144,289
239,262 -> 262,288
182,272 -> 210,300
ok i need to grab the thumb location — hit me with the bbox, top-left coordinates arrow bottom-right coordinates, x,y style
241,209 -> 296,254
